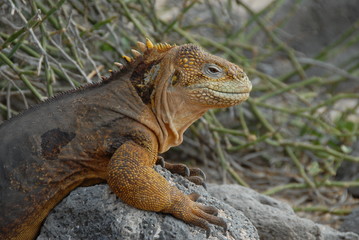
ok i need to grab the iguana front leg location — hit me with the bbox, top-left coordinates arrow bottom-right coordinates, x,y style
107,141 -> 226,236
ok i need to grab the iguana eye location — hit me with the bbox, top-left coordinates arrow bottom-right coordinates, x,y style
203,63 -> 224,78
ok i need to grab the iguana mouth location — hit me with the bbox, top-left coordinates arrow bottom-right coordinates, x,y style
188,84 -> 251,106
202,87 -> 250,98
196,87 -> 250,95
189,80 -> 252,94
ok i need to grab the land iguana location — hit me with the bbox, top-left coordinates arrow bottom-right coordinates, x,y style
0,39 -> 252,239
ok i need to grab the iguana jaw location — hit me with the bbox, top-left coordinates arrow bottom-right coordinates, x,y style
186,78 -> 252,107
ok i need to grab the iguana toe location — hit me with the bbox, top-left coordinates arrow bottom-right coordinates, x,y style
186,176 -> 207,189
188,167 -> 206,180
156,157 -> 207,183
157,158 -> 191,177
186,201 -> 227,237
156,156 -> 166,168
167,191 -> 227,238
188,192 -> 201,201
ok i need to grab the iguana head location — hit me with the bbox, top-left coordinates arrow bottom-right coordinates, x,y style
123,39 -> 251,109
121,39 -> 252,152
171,44 -> 251,108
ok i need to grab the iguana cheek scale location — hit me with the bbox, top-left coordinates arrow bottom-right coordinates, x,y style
0,39 -> 252,239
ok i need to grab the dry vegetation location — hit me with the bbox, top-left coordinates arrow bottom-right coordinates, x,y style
0,0 -> 358,228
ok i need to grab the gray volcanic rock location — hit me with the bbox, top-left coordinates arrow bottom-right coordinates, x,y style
336,141 -> 359,198
340,207 -> 359,235
208,184 -> 359,240
37,166 -> 259,240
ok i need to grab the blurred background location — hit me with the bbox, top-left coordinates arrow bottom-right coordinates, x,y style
0,0 -> 358,230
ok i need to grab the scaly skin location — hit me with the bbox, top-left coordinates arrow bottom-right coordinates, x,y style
0,39 -> 251,239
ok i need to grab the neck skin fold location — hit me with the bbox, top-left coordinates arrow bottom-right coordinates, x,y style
150,62 -> 207,153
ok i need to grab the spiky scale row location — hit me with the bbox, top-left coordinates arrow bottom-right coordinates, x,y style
131,49 -> 141,57
122,39 -> 167,64
117,39 -> 176,74
137,41 -> 147,52
146,38 -> 154,49
138,38 -> 175,53
154,42 -> 174,51
122,55 -> 133,63
114,62 -> 124,69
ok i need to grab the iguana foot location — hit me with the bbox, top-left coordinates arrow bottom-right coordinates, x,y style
109,144 -> 226,238
165,190 -> 227,238
157,156 -> 207,188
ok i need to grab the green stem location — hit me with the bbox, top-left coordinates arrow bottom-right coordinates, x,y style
248,99 -> 316,188
293,206 -> 352,215
236,0 -> 306,80
278,140 -> 359,163
213,132 -> 249,187
0,52 -> 44,101
117,0 -> 149,38
258,77 -> 322,102
264,180 -> 359,195
280,19 -> 359,81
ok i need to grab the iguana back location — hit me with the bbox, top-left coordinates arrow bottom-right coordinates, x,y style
0,70 -> 159,238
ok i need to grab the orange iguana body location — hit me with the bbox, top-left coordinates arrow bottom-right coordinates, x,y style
0,40 -> 251,239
